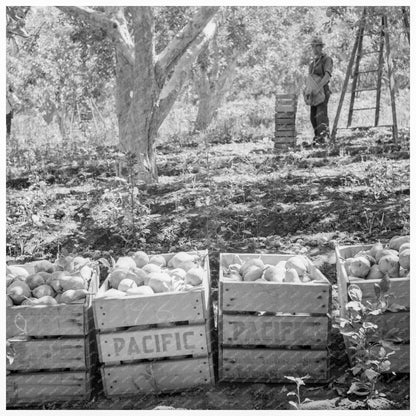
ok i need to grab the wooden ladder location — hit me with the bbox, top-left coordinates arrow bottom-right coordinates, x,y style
331,8 -> 399,142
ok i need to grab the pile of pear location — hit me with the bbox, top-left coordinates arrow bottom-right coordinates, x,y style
97,251 -> 206,298
222,254 -> 316,283
345,235 -> 410,280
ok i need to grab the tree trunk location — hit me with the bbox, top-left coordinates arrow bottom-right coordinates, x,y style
194,67 -> 217,132
117,8 -> 158,183
57,6 -> 219,183
194,55 -> 238,132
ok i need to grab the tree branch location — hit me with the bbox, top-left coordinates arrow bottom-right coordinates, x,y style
155,7 -> 219,81
153,18 -> 217,132
56,6 -> 134,65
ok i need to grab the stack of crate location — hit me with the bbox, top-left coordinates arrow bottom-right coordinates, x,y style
218,253 -> 331,383
335,244 -> 410,373
274,93 -> 298,149
92,251 -> 215,397
6,265 -> 99,407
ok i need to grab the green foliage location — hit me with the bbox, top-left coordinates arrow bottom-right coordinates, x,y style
339,277 -> 404,400
7,6 -> 115,137
285,375 -> 312,409
154,6 -> 193,53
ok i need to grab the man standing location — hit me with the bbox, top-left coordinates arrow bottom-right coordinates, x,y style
308,36 -> 333,145
6,85 -> 20,139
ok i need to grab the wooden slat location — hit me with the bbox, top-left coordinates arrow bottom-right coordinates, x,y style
220,281 -> 330,314
275,117 -> 295,124
275,131 -> 296,138
219,253 -> 330,314
336,244 -> 410,373
7,304 -> 88,338
101,356 -> 212,396
93,251 -> 210,330
276,108 -> 296,114
383,15 -> 399,142
336,245 -> 410,307
94,288 -> 206,330
275,119 -> 296,126
331,7 -> 367,140
388,344 -> 410,373
7,338 -> 87,371
276,93 -> 297,99
97,323 -> 208,363
368,312 -> 409,341
200,253 -> 211,328
275,126 -> 296,132
220,348 -> 328,382
336,244 -> 372,261
355,279 -> 409,307
7,371 -> 91,405
275,139 -> 296,145
7,268 -> 98,338
275,125 -> 296,132
200,257 -> 215,357
221,314 -> 329,347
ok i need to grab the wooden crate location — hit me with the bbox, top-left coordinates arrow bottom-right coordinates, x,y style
275,94 -> 298,148
218,253 -> 331,383
93,250 -> 215,397
6,264 -> 99,407
335,244 -> 410,373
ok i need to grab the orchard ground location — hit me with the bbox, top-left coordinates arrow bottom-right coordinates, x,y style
6,128 -> 410,410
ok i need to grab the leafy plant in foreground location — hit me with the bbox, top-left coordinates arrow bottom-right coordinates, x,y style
285,375 -> 311,409
339,275 -> 404,401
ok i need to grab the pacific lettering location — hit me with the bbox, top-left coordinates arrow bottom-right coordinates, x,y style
183,331 -> 195,349
229,319 -> 320,343
161,333 -> 173,351
127,336 -> 141,355
154,334 -> 161,352
142,335 -> 153,353
113,337 -> 125,356
175,332 -> 181,350
110,329 -> 197,358
261,321 -> 273,341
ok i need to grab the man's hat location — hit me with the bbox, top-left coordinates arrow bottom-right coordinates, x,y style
310,36 -> 324,46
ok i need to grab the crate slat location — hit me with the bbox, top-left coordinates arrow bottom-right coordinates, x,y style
276,106 -> 296,112
335,245 -> 410,308
275,118 -> 296,125
220,281 -> 330,314
275,139 -> 296,146
275,93 -> 298,99
7,303 -> 89,338
275,131 -> 296,138
388,344 -> 410,373
7,338 -> 87,371
6,371 -> 91,405
276,112 -> 296,118
219,253 -> 330,314
221,314 -> 329,347
94,289 -> 206,330
101,356 -> 212,396
335,244 -> 410,373
353,279 -> 409,307
369,311 -> 410,341
220,348 -> 328,382
97,323 -> 209,363
7,268 -> 98,338
275,125 -> 296,131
